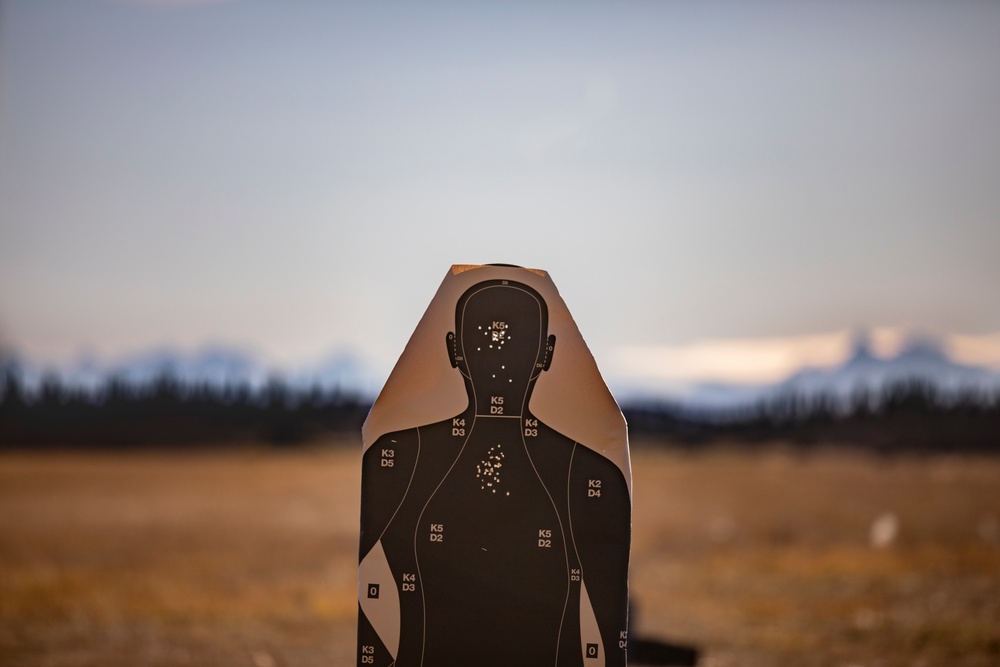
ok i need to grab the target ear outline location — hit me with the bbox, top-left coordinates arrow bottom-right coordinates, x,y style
446,332 -> 459,368
542,334 -> 556,371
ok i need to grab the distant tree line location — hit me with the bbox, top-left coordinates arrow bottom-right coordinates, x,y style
0,371 -> 369,447
623,379 -> 1000,453
2,371 -> 998,452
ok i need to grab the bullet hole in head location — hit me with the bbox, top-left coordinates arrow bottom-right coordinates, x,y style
481,321 -> 510,349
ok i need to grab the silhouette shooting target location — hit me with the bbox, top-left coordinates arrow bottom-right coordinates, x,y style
358,265 -> 631,667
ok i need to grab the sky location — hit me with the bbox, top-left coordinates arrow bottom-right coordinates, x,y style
1,0 -> 999,395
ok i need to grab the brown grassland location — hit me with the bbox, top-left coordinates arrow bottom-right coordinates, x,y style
1,439 -> 998,667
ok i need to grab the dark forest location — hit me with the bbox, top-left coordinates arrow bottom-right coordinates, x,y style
2,371 -> 997,452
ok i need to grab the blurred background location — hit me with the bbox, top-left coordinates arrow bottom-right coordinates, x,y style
1,1 -> 998,666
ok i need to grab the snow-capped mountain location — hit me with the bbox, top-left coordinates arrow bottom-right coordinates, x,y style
623,332 -> 1000,411
4,332 -> 998,410
1,345 -> 385,398
778,334 -> 1000,402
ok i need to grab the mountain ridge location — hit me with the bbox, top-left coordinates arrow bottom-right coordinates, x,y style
4,332 -> 999,409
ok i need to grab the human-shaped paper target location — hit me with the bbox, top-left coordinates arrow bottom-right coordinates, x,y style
358,265 -> 631,667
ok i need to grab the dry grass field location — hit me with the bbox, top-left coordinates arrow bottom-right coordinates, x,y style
1,440 -> 998,667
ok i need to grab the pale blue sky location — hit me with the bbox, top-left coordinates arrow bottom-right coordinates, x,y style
2,0 -> 999,390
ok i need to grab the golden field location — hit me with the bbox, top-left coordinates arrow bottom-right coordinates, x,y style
1,440 -> 998,667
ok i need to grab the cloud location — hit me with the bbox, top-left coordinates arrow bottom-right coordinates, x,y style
611,331 -> 853,385
946,332 -> 1000,370
869,326 -> 908,358
611,328 -> 1000,386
